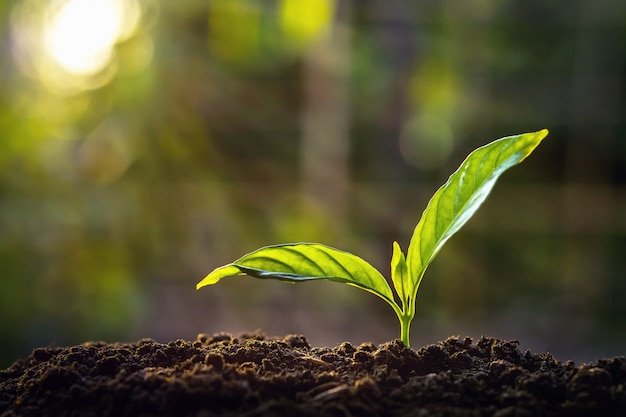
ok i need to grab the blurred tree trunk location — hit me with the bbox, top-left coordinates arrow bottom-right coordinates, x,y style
300,1 -> 351,230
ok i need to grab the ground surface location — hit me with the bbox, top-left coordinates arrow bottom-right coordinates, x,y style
1,332 -> 625,416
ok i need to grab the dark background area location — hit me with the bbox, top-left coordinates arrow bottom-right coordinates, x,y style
1,0 -> 625,368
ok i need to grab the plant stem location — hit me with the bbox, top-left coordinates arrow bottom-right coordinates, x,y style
400,315 -> 411,347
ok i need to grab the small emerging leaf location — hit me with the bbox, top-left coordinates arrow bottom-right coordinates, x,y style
390,241 -> 410,308
406,129 -> 548,299
197,243 -> 401,312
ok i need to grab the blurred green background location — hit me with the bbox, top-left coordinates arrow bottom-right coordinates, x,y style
1,0 -> 625,367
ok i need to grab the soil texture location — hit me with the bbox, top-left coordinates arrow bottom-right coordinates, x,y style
1,332 -> 625,416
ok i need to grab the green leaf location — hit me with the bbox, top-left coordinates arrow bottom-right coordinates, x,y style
197,243 -> 400,312
390,241 -> 410,308
406,129 -> 549,298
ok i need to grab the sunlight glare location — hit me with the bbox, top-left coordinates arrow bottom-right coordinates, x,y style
44,0 -> 140,76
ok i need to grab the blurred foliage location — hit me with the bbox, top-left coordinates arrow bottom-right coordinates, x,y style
1,0 -> 625,367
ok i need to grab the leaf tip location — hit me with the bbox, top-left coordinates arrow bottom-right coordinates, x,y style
196,276 -> 215,290
196,264 -> 242,290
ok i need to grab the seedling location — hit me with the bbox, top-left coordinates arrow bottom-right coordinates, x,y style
197,129 -> 549,347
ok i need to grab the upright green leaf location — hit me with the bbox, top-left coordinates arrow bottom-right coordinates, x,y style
406,129 -> 548,298
197,243 -> 401,313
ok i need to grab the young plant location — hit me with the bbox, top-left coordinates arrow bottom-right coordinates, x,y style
196,129 -> 549,347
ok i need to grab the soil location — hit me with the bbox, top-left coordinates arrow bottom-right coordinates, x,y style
1,332 -> 624,417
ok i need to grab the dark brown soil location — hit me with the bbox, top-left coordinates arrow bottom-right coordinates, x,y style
1,332 -> 624,417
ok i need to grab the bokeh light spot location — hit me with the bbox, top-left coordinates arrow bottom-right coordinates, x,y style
44,0 -> 140,75
10,0 -> 143,95
280,0 -> 334,46
208,1 -> 261,64
399,114 -> 455,171
76,119 -> 134,185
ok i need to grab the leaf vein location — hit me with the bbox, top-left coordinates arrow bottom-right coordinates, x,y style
281,246 -> 326,275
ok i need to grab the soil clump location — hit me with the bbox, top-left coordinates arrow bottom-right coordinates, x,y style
1,332 -> 625,416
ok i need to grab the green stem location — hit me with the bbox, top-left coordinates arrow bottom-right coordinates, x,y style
400,314 -> 411,347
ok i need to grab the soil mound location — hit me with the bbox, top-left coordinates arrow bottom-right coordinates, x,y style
1,333 -> 625,416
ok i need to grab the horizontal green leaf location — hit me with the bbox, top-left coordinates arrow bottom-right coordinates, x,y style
197,243 -> 400,311
406,129 -> 548,298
